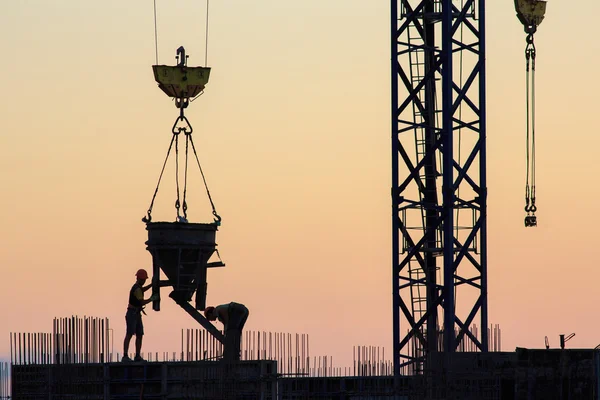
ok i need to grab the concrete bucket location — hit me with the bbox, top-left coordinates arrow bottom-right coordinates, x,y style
145,222 -> 220,311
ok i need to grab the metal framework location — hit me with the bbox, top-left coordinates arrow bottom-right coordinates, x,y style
391,0 -> 488,375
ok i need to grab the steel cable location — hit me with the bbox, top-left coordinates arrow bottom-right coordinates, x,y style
143,135 -> 177,222
189,135 -> 220,222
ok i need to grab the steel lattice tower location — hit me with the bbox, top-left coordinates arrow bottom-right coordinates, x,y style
391,0 -> 488,375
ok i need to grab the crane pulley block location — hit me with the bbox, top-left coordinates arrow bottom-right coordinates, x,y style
152,46 -> 211,103
152,65 -> 211,100
515,0 -> 547,34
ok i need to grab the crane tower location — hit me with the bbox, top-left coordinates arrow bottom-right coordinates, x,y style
391,0 -> 487,375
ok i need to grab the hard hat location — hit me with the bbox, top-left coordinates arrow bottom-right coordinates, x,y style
204,306 -> 215,320
135,269 -> 149,280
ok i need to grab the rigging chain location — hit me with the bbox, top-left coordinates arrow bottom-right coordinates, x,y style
142,134 -> 176,223
524,33 -> 537,228
189,133 -> 221,225
183,135 -> 189,220
175,132 -> 181,219
142,106 -> 221,225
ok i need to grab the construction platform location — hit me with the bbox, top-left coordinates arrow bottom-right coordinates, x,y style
8,349 -> 600,399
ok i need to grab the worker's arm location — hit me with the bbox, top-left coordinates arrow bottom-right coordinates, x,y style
140,296 -> 156,306
141,284 -> 152,292
134,288 -> 157,306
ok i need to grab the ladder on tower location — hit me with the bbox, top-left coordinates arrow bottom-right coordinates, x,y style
407,261 -> 426,373
405,19 -> 443,373
405,21 -> 443,244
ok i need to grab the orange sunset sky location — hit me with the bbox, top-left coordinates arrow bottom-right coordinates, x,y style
1,1 -> 599,369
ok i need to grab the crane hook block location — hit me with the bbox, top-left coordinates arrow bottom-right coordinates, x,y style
515,0 -> 547,34
152,46 -> 211,101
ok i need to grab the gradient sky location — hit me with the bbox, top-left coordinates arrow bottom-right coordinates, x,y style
1,0 -> 599,369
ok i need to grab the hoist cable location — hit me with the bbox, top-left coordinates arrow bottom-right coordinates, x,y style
188,135 -> 221,222
205,0 -> 210,67
143,134 -> 177,222
191,1 -> 210,101
153,0 -> 159,64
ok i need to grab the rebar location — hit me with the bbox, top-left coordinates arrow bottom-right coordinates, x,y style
8,317 -> 501,379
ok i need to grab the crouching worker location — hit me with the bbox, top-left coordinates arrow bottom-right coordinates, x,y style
204,302 -> 249,362
122,269 -> 157,362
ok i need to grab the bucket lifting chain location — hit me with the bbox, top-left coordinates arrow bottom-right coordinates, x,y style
515,0 -> 546,227
142,99 -> 221,225
524,32 -> 537,228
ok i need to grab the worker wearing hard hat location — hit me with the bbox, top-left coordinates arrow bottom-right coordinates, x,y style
204,302 -> 249,362
122,269 -> 157,362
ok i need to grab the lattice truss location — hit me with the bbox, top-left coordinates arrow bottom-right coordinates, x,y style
391,0 -> 488,375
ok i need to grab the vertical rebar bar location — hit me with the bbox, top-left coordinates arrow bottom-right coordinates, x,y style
76,316 -> 80,362
62,317 -> 66,363
32,332 -> 36,364
88,316 -> 92,362
95,317 -> 99,362
57,318 -> 61,363
52,319 -> 56,364
90,316 -> 93,361
107,318 -> 111,362
85,317 -> 88,363
18,333 -> 21,365
201,330 -> 205,360
67,316 -> 75,363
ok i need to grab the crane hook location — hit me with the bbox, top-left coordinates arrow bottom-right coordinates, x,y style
176,46 -> 187,67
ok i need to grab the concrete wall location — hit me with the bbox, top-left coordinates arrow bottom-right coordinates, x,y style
12,360 -> 277,400
515,348 -> 599,400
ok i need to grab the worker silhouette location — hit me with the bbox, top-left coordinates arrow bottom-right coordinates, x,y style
204,302 -> 249,361
122,269 -> 157,362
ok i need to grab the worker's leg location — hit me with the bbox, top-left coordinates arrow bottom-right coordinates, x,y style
227,304 -> 248,361
123,334 -> 133,356
135,335 -> 143,358
134,313 -> 145,360
223,331 -> 237,362
238,306 -> 249,331
224,329 -> 241,361
233,329 -> 242,361
228,303 -> 248,329
123,309 -> 136,360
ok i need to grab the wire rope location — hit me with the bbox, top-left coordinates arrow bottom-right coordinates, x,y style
153,0 -> 159,64
142,135 -> 177,222
205,0 -> 210,66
